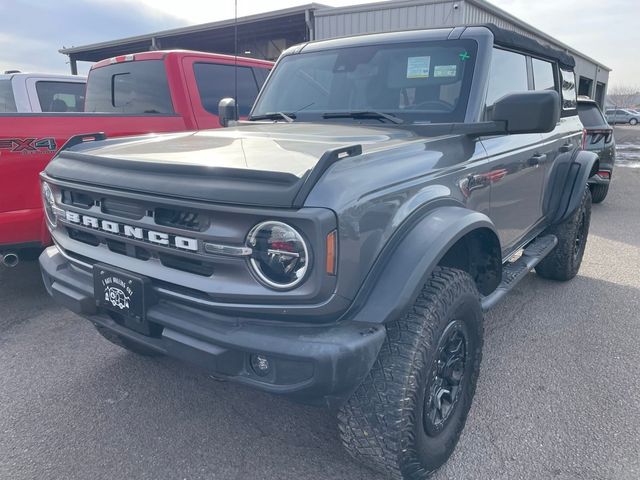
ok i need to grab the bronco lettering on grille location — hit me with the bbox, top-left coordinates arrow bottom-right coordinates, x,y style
64,211 -> 199,251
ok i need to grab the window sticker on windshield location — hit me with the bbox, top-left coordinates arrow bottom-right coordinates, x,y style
407,56 -> 431,79
434,65 -> 457,77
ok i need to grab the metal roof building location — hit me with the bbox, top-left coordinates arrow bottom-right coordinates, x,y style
60,0 -> 611,105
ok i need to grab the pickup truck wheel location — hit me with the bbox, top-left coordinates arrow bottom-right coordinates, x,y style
94,325 -> 162,357
535,187 -> 591,281
338,267 -> 483,479
589,183 -> 609,203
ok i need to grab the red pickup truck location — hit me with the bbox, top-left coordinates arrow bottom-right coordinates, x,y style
0,50 -> 272,266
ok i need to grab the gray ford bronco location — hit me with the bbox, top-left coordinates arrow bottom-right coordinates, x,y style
40,25 -> 597,479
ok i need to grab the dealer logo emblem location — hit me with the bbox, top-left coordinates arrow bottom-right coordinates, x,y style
101,276 -> 133,311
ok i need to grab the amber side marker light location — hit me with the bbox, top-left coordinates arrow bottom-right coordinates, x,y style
326,230 -> 337,275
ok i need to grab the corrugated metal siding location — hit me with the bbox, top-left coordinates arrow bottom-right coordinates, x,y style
462,3 -> 536,40
314,1 -> 464,39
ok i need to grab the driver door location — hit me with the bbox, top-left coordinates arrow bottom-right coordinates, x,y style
482,48 -> 546,253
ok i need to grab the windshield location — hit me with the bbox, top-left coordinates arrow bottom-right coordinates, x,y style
251,39 -> 477,124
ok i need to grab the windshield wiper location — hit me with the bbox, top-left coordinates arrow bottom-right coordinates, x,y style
248,112 -> 295,123
322,111 -> 404,124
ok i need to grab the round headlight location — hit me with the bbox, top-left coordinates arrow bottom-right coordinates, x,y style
42,182 -> 57,227
247,221 -> 309,289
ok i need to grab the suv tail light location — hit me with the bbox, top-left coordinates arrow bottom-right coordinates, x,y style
582,128 -> 613,148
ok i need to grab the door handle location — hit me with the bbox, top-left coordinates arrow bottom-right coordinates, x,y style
528,154 -> 546,167
559,143 -> 573,153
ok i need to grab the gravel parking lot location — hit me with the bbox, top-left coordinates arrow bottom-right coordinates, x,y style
1,127 -> 639,480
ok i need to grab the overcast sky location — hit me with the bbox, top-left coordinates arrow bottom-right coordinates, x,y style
0,0 -> 637,88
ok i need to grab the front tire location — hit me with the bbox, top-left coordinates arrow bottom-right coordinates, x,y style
630,118 -> 638,125
589,182 -> 609,203
535,188 -> 591,281
338,267 -> 483,479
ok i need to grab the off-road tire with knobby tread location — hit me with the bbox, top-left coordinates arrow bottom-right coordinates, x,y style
589,182 -> 609,204
338,267 -> 483,480
94,324 -> 162,357
535,187 -> 591,281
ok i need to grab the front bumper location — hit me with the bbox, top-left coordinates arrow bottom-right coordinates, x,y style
39,246 -> 385,407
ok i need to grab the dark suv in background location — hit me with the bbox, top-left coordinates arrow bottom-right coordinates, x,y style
39,25 -> 597,479
578,97 -> 615,202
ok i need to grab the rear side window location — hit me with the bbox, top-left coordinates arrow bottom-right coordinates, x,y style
532,58 -> 555,91
85,60 -> 173,114
0,79 -> 17,112
485,48 -> 528,114
577,102 -> 607,128
560,69 -> 577,110
36,81 -> 85,112
193,63 -> 261,116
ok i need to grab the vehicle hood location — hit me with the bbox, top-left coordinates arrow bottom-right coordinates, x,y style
67,123 -> 416,176
45,123 -> 426,207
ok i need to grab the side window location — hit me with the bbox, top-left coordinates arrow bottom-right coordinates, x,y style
532,58 -> 555,91
84,60 -> 173,114
252,67 -> 270,89
193,63 -> 260,116
0,79 -> 17,112
485,48 -> 528,117
560,69 -> 577,110
36,81 -> 86,112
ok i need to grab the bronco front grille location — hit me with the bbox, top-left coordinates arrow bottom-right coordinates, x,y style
101,197 -> 146,220
58,187 -> 216,277
155,207 -> 205,231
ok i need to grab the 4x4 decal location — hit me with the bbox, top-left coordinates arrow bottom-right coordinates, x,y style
0,137 -> 57,153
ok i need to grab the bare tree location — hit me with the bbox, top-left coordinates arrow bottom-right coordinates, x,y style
607,85 -> 640,108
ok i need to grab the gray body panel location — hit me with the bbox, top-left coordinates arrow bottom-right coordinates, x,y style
39,24 -> 598,403
43,26 -> 590,322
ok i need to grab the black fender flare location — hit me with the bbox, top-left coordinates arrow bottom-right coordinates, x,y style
545,149 -> 599,224
346,206 -> 500,325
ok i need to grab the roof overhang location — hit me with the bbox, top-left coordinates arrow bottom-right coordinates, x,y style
60,3 -> 327,62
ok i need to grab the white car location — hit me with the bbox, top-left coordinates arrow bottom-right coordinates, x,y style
0,72 -> 86,113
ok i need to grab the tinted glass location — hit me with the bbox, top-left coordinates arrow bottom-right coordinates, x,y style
36,81 -> 85,112
561,69 -> 577,110
485,48 -> 529,115
252,40 -> 478,123
252,67 -> 270,89
85,60 -> 173,113
193,63 -> 260,116
577,102 -> 607,128
0,79 -> 17,112
532,58 -> 555,91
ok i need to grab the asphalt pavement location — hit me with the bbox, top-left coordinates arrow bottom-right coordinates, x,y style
1,128 -> 639,480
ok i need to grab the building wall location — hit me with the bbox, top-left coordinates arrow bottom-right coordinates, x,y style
313,0 -> 608,103
314,0 -> 464,38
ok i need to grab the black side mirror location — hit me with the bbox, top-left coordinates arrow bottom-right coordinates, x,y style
493,90 -> 560,134
218,97 -> 238,127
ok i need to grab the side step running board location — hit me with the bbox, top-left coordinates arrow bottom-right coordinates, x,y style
481,234 -> 558,311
